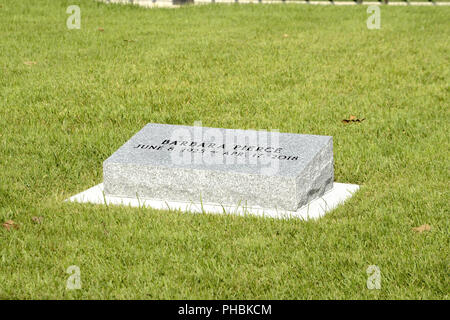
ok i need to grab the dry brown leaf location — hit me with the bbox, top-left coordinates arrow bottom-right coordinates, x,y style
32,216 -> 43,224
123,39 -> 135,43
342,115 -> 365,124
412,224 -> 431,233
2,220 -> 19,230
101,221 -> 109,235
98,27 -> 104,32
24,61 -> 37,66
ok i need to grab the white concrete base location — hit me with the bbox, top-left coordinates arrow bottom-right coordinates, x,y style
66,182 -> 359,220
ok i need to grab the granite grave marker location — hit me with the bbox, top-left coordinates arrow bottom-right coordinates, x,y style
103,123 -> 334,211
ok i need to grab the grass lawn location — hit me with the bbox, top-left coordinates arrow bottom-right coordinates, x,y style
0,0 -> 448,299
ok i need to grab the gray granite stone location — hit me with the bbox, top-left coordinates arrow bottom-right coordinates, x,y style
103,123 -> 334,211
